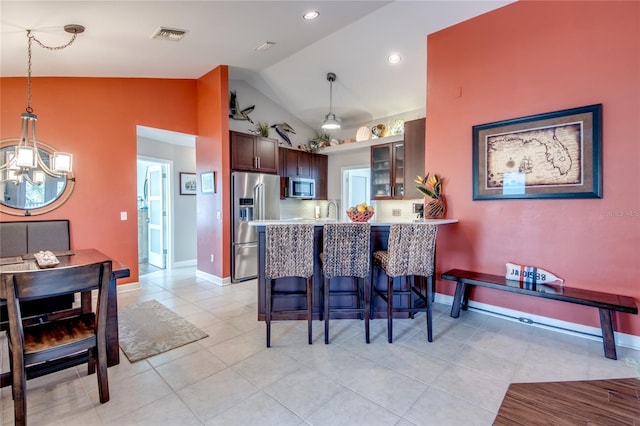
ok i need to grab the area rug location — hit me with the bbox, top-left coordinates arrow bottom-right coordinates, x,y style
118,299 -> 208,362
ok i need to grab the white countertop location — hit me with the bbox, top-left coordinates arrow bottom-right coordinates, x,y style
249,218 -> 459,226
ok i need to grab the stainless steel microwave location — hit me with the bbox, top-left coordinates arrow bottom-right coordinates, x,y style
288,177 -> 316,199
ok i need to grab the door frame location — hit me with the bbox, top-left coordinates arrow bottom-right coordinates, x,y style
341,165 -> 371,211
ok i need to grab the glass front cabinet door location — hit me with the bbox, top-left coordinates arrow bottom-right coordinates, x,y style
371,142 -> 404,200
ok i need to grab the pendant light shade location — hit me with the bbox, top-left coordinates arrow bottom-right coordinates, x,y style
321,72 -> 341,130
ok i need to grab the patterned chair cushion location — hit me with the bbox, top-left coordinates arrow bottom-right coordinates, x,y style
265,224 -> 314,279
322,223 -> 370,279
373,224 -> 437,277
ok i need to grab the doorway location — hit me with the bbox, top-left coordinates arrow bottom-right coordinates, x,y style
342,166 -> 371,209
137,157 -> 171,274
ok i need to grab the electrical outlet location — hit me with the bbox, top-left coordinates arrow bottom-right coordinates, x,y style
120,212 -> 127,220
210,254 -> 214,263
392,209 -> 401,216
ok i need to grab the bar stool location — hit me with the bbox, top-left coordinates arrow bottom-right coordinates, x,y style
265,224 -> 315,348
321,223 -> 371,344
372,224 -> 438,343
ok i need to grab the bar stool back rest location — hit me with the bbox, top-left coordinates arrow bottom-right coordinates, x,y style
383,224 -> 437,278
265,224 -> 315,347
322,223 -> 370,279
265,224 -> 314,279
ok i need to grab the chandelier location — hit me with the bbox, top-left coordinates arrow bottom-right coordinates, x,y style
1,25 -> 84,185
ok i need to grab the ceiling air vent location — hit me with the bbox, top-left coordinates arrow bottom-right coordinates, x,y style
152,27 -> 188,42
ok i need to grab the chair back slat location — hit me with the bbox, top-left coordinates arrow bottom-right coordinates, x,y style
322,223 -> 370,278
386,224 -> 438,277
265,224 -> 314,279
2,262 -> 111,301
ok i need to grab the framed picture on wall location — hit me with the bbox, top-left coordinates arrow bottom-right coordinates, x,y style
472,104 -> 602,200
179,172 -> 197,195
201,171 -> 216,194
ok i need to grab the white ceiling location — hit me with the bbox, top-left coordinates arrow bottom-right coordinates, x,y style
1,1 -> 513,136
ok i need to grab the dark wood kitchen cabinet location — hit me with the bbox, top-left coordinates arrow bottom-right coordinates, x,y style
279,147 -> 328,199
402,118 -> 426,199
371,141 -> 404,199
230,131 -> 279,174
284,148 -> 312,178
312,153 -> 328,200
370,118 -> 425,200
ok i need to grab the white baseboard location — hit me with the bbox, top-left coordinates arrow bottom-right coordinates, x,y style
173,259 -> 197,268
434,293 -> 640,351
196,269 -> 232,286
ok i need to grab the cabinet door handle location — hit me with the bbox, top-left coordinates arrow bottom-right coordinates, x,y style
257,157 -> 261,169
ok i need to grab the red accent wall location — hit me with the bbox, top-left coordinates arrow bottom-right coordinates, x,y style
196,66 -> 230,278
428,1 -> 639,336
1,78 -> 198,283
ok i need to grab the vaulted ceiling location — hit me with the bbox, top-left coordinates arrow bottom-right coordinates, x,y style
1,1 -> 513,133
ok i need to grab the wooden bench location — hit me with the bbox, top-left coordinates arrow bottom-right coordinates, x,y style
441,269 -> 638,360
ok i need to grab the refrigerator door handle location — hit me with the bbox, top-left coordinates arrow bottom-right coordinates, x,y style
254,182 -> 265,220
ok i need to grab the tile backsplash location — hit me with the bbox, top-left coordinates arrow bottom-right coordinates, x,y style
279,198 -> 422,222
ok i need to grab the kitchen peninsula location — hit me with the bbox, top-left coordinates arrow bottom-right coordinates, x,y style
251,219 -> 457,321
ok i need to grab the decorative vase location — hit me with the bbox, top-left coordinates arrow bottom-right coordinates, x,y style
425,195 -> 446,219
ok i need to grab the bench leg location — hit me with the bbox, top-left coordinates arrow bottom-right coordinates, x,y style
450,282 -> 466,318
599,308 -> 617,360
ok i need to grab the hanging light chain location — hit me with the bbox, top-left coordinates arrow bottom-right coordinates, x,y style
25,29 -> 81,112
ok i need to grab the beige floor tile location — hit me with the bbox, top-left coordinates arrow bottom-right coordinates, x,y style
430,363 -> 510,413
305,387 -> 400,426
403,386 -> 496,426
177,368 -> 259,424
103,393 -> 202,425
155,348 -> 228,391
206,328 -> 268,366
263,368 -> 344,419
206,390 -> 302,426
232,348 -> 304,388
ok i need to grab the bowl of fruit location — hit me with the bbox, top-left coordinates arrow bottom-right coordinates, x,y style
346,202 -> 375,222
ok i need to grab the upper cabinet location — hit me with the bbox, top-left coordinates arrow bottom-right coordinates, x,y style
371,118 -> 425,200
230,131 -> 279,174
371,142 -> 404,199
402,118 -> 426,199
284,149 -> 312,178
279,147 -> 328,200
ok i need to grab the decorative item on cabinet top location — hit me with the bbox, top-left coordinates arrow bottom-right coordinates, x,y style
229,91 -> 255,123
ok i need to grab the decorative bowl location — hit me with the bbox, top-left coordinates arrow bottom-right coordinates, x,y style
346,210 -> 374,222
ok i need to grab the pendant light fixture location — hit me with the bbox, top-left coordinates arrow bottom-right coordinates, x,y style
321,72 -> 341,131
1,25 -> 84,185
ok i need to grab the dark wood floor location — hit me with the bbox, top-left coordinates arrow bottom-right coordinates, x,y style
494,378 -> 639,425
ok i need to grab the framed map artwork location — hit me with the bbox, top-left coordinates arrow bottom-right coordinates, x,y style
472,104 -> 602,200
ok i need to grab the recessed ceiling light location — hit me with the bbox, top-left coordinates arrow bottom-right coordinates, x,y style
303,10 -> 320,20
387,53 -> 401,64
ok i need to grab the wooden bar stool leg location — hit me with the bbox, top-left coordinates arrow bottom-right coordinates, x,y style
324,277 -> 330,344
364,277 -> 370,344
307,277 -> 313,345
387,276 -> 394,343
426,275 -> 433,342
266,278 -> 273,348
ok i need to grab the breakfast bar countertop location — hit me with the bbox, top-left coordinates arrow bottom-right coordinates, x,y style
249,218 -> 459,226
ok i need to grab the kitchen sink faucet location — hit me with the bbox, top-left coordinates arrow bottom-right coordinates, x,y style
327,199 -> 340,220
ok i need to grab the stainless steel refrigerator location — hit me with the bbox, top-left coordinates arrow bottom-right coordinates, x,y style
231,171 -> 280,282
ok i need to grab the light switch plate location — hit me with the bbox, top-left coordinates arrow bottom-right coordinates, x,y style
120,212 -> 127,220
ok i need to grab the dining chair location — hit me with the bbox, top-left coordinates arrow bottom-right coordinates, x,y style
321,222 -> 371,344
0,260 -> 112,426
372,224 -> 438,343
265,224 -> 315,347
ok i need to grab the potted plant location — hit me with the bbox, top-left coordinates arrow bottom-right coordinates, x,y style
415,173 -> 446,219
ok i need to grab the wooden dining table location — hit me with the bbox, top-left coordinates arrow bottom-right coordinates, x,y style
0,248 -> 130,388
